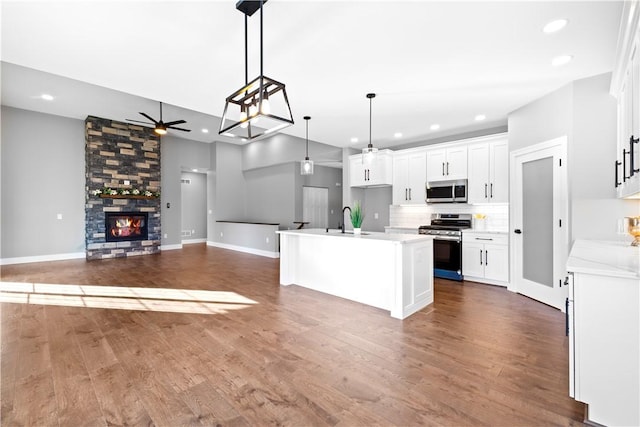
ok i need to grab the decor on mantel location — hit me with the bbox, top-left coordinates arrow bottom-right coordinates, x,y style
91,187 -> 160,199
362,93 -> 378,164
127,101 -> 191,135
300,115 -> 314,175
219,0 -> 294,141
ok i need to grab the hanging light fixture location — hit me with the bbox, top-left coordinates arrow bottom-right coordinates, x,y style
219,0 -> 294,141
362,93 -> 378,163
301,116 -> 314,175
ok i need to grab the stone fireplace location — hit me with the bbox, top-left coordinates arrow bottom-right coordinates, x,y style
85,116 -> 161,260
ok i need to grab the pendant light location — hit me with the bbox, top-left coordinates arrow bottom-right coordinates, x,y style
219,0 -> 294,141
301,116 -> 314,175
362,93 -> 378,163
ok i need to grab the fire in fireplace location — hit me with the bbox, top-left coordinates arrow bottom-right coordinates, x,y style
105,212 -> 148,242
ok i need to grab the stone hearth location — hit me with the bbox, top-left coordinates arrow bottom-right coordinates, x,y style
85,116 -> 161,260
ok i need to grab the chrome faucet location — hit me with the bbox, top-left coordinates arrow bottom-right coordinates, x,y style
341,206 -> 351,233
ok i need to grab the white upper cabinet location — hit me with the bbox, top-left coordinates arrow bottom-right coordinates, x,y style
349,150 -> 393,187
426,146 -> 467,182
392,150 -> 427,205
467,136 -> 508,204
611,1 -> 640,199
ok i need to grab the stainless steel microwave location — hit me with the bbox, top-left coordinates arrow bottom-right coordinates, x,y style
426,180 -> 468,203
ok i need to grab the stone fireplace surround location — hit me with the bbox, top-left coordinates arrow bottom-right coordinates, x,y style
85,116 -> 161,260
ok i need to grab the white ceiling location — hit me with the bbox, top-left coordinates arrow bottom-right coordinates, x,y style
0,1 -> 623,149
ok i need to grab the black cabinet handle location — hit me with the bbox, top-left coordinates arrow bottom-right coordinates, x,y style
442,162 -> 445,176
446,162 -> 450,175
484,183 -> 488,198
624,149 -> 629,182
565,297 -> 569,337
480,249 -> 483,265
485,250 -> 488,266
405,188 -> 408,200
490,183 -> 493,198
631,136 -> 639,177
514,229 -> 522,234
615,160 -> 622,188
409,188 -> 412,200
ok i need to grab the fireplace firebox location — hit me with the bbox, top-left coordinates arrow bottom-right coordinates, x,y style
105,212 -> 148,242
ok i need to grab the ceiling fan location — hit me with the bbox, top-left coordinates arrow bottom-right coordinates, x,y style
127,101 -> 191,135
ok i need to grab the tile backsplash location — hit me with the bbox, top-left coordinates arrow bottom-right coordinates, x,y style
389,203 -> 509,231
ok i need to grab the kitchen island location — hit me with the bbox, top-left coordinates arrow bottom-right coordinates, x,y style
277,229 -> 434,319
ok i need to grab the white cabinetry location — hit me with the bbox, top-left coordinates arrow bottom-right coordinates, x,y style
467,136 -> 508,204
392,150 -> 427,204
462,232 -> 508,285
349,150 -> 393,187
612,1 -> 640,199
426,146 -> 467,182
567,240 -> 640,427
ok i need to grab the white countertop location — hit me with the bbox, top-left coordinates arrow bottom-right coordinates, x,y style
567,240 -> 640,279
462,229 -> 508,235
277,228 -> 433,243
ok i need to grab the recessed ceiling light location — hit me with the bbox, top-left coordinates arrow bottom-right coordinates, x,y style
430,124 -> 440,131
552,55 -> 573,67
394,132 -> 403,138
543,19 -> 568,34
41,94 -> 54,101
475,114 -> 486,121
192,168 -> 198,172
350,137 -> 358,143
201,128 -> 209,133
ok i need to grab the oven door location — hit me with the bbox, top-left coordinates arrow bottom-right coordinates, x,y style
432,237 -> 463,281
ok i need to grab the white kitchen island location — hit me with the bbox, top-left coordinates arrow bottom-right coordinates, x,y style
277,229 -> 434,319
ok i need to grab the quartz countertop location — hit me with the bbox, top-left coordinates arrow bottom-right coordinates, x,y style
463,229 -> 509,235
277,228 -> 433,243
567,239 -> 640,279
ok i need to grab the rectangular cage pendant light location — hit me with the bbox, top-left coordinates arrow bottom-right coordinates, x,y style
219,0 -> 294,141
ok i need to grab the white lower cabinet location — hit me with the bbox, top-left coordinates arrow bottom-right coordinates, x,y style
462,232 -> 508,285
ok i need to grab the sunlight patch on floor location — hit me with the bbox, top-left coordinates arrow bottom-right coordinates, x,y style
0,281 -> 258,314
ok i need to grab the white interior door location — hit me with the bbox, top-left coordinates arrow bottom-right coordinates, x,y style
302,186 -> 328,229
510,136 -> 569,310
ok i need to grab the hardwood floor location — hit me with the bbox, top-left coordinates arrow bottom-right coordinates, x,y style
1,244 -> 585,426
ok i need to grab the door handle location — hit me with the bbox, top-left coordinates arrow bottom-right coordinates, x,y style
623,149 -> 629,182
446,162 -> 449,175
490,183 -> 493,198
485,250 -> 488,266
409,188 -> 412,200
615,160 -> 622,188
480,249 -> 483,265
484,183 -> 488,198
442,162 -> 445,176
631,136 -> 639,177
514,229 -> 522,234
405,188 -> 408,200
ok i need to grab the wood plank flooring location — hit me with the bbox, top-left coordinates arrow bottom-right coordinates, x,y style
0,244 -> 585,426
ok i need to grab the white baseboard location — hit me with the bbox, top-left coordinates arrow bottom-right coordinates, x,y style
160,244 -> 183,251
0,252 -> 85,266
207,241 -> 280,258
182,239 -> 206,245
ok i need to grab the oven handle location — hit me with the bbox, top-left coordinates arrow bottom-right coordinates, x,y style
430,236 -> 462,241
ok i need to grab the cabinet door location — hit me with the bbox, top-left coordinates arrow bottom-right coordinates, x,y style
489,140 -> 509,203
407,152 -> 427,203
445,146 -> 468,180
349,156 -> 366,187
467,143 -> 489,203
392,155 -> 409,204
462,241 -> 485,278
426,149 -> 447,181
483,243 -> 509,282
367,152 -> 392,186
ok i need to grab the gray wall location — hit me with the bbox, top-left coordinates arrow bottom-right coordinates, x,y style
299,165 -> 343,229
161,135 -> 213,246
508,73 -> 640,242
244,163 -> 296,226
1,106 -> 85,258
215,142 -> 246,221
180,172 -> 207,240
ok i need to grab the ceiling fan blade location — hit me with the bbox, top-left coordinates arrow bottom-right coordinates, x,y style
139,112 -> 158,124
168,126 -> 191,132
164,119 -> 186,126
126,119 -> 154,125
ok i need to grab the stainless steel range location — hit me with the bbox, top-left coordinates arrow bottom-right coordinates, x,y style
419,213 -> 472,281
